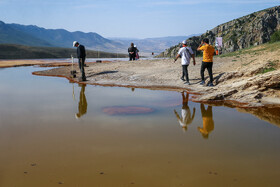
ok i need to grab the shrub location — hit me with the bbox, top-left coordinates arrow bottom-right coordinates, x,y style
270,30 -> 280,43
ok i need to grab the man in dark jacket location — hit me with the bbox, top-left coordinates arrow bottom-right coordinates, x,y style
128,43 -> 136,61
73,41 -> 86,81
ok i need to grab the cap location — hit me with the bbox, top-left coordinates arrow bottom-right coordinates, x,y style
134,45 -> 137,48
182,40 -> 187,45
73,41 -> 78,47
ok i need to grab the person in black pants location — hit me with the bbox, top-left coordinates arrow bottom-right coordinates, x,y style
174,40 -> 196,85
201,61 -> 213,85
197,38 -> 215,86
128,43 -> 136,61
73,41 -> 87,81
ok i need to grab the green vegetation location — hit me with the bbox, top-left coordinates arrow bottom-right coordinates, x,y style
258,60 -> 278,74
261,67 -> 276,74
242,59 -> 257,66
0,44 -> 127,59
219,41 -> 280,58
270,30 -> 280,43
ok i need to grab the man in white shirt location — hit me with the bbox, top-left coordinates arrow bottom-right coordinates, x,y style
174,40 -> 196,85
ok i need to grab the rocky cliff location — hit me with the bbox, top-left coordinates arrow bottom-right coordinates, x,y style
159,6 -> 280,58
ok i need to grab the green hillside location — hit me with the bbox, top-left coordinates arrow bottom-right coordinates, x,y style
0,44 -> 127,59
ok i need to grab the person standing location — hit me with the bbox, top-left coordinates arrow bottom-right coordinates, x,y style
128,43 -> 136,61
134,45 -> 139,60
174,40 -> 196,85
73,41 -> 86,81
197,38 -> 215,86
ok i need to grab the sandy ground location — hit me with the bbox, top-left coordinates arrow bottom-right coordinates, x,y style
31,57 -> 234,91
0,60 -> 49,67
0,59 -> 75,68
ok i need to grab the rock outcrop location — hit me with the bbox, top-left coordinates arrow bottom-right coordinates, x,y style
159,6 -> 280,58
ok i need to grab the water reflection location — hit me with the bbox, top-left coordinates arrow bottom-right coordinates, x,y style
75,84 -> 87,119
197,104 -> 215,139
237,107 -> 280,128
174,92 -> 196,131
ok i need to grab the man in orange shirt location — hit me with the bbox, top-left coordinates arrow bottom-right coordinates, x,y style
197,38 -> 215,86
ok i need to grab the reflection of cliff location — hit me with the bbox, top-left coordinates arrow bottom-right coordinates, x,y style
237,107 -> 280,128
75,84 -> 87,118
197,104 -> 214,139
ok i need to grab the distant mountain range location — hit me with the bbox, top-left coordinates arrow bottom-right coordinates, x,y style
109,35 -> 200,55
0,20 -> 198,56
0,44 -> 127,59
0,21 -> 125,52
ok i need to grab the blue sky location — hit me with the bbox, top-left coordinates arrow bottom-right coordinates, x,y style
0,0 -> 279,39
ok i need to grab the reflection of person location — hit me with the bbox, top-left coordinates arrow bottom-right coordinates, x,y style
174,92 -> 196,131
128,43 -> 136,61
174,40 -> 196,85
75,84 -> 87,119
197,104 -> 214,139
73,41 -> 87,81
197,38 -> 215,87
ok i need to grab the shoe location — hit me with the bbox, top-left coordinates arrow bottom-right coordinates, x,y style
207,83 -> 214,87
181,77 -> 186,81
184,82 -> 190,85
200,81 -> 205,85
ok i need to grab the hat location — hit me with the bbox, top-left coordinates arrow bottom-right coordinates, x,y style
182,40 -> 187,45
73,41 -> 78,47
134,45 -> 137,48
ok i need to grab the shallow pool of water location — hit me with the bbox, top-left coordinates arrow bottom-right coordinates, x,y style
0,67 -> 279,187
